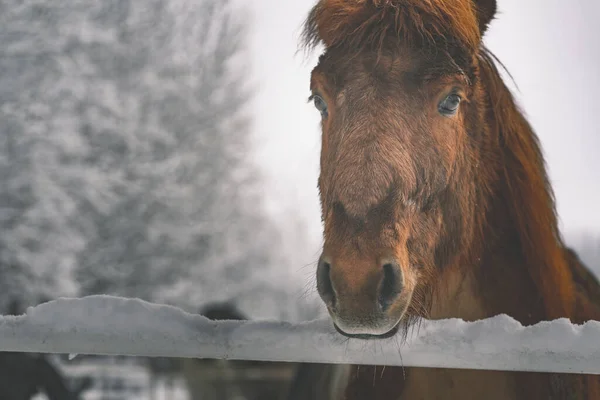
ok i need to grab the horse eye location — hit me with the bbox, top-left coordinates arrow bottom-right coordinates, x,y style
438,93 -> 461,116
311,95 -> 328,118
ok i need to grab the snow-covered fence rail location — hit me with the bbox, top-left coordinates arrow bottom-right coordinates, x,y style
1,295 -> 600,375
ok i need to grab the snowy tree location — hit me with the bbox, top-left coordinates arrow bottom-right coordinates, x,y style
0,0 -> 99,309
69,0 -> 284,307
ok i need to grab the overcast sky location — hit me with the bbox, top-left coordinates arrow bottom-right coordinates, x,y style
245,0 -> 600,262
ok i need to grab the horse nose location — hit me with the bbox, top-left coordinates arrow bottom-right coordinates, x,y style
316,256 -> 403,311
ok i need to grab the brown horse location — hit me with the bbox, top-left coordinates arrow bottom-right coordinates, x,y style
292,0 -> 600,399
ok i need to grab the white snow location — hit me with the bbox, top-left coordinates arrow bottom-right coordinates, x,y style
1,295 -> 600,375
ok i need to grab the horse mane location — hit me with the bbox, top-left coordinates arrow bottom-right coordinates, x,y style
478,49 -> 575,319
301,0 -> 482,54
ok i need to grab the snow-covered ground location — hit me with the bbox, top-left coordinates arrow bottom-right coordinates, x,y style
2,295 -> 600,375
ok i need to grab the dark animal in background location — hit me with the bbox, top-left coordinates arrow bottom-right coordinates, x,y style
0,352 -> 85,400
291,0 -> 600,398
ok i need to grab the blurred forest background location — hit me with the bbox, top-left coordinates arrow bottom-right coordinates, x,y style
0,0 -> 597,399
0,0 -> 320,322
0,0 -> 598,322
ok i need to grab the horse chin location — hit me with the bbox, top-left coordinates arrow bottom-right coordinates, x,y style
328,291 -> 414,340
333,322 -> 401,340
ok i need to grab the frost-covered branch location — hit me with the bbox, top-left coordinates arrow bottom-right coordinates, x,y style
1,296 -> 600,375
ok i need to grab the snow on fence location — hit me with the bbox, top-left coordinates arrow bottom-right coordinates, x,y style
1,295 -> 600,375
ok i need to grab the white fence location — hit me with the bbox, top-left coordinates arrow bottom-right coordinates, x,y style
1,295 -> 600,375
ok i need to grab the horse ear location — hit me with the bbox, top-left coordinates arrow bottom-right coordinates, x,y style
473,0 -> 497,35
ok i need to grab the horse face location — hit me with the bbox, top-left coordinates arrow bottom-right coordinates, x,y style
311,46 -> 479,338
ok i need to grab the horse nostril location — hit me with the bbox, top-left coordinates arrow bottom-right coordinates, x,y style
317,258 -> 336,307
379,262 -> 402,310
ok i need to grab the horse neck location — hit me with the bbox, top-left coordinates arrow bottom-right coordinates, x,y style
430,50 -> 575,325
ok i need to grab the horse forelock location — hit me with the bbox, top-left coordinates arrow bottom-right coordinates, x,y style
301,0 -> 482,55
